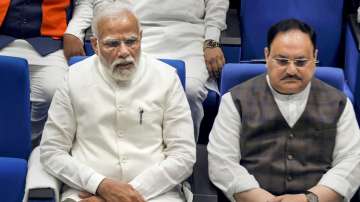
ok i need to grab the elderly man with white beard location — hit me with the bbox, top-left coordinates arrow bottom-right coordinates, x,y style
39,3 -> 196,202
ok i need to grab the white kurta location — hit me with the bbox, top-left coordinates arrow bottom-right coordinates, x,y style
208,76 -> 360,202
40,54 -> 196,202
66,0 -> 229,139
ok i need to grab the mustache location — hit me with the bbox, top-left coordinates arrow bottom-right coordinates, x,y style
112,57 -> 135,66
281,75 -> 302,81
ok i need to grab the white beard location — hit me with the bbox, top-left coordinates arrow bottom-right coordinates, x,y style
99,54 -> 138,82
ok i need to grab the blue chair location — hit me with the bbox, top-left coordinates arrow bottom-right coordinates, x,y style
220,63 -> 351,97
0,55 -> 31,202
238,0 -> 360,116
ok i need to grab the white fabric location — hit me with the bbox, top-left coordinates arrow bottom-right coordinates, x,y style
66,0 -> 229,140
23,147 -> 62,202
0,39 -> 68,144
40,53 -> 196,202
208,77 -> 360,202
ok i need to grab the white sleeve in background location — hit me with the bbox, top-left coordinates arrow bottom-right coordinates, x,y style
207,92 -> 259,202
204,0 -> 229,41
40,77 -> 105,195
65,0 -> 94,41
129,75 -> 196,200
318,98 -> 360,201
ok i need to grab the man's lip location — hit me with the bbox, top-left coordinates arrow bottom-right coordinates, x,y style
115,62 -> 133,68
281,77 -> 301,81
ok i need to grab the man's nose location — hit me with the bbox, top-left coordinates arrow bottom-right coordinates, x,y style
286,62 -> 298,75
117,43 -> 130,58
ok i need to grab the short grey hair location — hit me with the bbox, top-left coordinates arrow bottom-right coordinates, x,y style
91,1 -> 141,37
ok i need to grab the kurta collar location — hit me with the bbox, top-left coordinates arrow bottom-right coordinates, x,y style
266,74 -> 311,102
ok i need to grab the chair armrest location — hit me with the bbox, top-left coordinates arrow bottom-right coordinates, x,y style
192,144 -> 218,202
24,147 -> 61,202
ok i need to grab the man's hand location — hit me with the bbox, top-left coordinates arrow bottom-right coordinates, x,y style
79,191 -> 104,202
204,47 -> 225,79
234,188 -> 275,202
96,178 -> 145,202
267,194 -> 307,202
63,33 -> 86,61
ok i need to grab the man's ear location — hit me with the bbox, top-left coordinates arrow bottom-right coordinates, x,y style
90,37 -> 99,55
264,47 -> 270,66
314,49 -> 318,61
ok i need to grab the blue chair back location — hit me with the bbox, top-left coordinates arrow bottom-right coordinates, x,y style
220,63 -> 347,96
68,56 -> 186,89
0,55 -> 31,159
240,0 -> 344,67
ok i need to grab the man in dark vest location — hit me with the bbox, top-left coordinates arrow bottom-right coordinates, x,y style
0,0 -> 72,146
208,19 -> 360,202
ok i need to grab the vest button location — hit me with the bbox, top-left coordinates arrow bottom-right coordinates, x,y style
289,133 -> 294,139
287,154 -> 294,160
287,175 -> 293,181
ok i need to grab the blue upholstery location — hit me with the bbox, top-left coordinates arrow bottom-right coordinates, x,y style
0,55 -> 31,159
220,64 -> 352,100
239,0 -> 360,117
0,157 -> 28,202
68,56 -> 186,89
240,0 -> 344,67
0,55 -> 31,201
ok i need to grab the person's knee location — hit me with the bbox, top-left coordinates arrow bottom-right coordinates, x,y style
33,67 -> 67,104
185,78 -> 207,104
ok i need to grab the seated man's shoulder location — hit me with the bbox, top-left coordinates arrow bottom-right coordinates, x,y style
231,73 -> 266,92
66,55 -> 98,88
68,55 -> 97,75
146,55 -> 179,80
313,78 -> 347,99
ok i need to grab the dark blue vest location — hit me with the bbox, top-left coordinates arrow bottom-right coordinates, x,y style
0,0 -> 72,56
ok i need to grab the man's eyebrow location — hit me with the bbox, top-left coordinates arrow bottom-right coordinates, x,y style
127,35 -> 138,40
274,54 -> 288,58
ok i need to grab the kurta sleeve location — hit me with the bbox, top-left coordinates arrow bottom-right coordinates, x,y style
129,71 -> 196,200
204,0 -> 229,41
207,93 -> 260,202
65,0 -> 94,41
40,75 -> 105,195
318,98 -> 360,201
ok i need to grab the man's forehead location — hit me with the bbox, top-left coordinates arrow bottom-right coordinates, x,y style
269,31 -> 315,53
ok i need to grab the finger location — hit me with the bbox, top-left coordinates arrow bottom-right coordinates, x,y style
209,59 -> 219,78
205,58 -> 214,78
132,190 -> 146,202
220,53 -> 225,67
79,191 -> 93,199
79,47 -> 86,56
269,195 -> 284,202
215,57 -> 224,78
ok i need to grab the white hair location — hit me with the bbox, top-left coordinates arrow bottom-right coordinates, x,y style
91,1 -> 141,37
